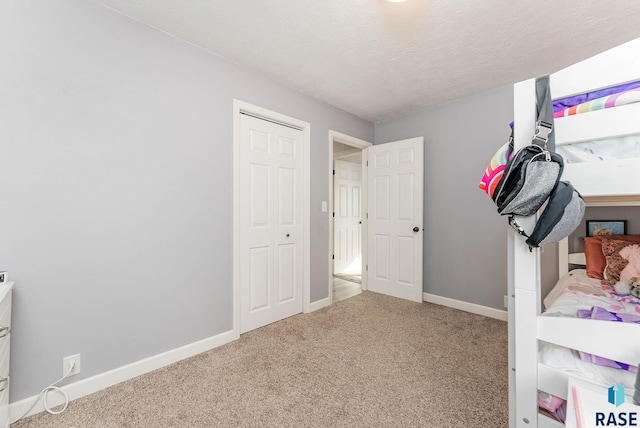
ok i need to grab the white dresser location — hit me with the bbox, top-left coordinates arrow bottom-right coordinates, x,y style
0,282 -> 13,428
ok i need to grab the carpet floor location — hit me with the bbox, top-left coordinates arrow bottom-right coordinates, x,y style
14,291 -> 508,428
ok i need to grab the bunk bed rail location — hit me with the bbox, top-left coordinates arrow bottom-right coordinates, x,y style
537,317 -> 640,366
551,38 -> 640,100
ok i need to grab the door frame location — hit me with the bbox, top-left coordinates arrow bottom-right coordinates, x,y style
328,131 -> 372,303
233,100 -> 311,339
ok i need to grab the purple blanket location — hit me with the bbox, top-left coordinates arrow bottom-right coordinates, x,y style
576,306 -> 640,372
508,79 -> 640,129
553,80 -> 640,112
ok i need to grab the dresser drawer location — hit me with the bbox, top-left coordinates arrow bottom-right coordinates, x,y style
0,376 -> 8,404
0,290 -> 11,340
0,334 -> 9,379
0,284 -> 11,428
0,377 -> 8,428
0,290 -> 12,354
0,332 -> 8,428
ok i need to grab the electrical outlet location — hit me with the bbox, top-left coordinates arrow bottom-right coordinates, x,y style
63,353 -> 81,377
504,295 -> 508,308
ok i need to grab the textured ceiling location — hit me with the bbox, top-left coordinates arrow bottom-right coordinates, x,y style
93,0 -> 640,123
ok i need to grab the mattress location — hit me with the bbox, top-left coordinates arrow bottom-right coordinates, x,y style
556,134 -> 640,164
549,81 -> 640,164
543,269 -> 640,318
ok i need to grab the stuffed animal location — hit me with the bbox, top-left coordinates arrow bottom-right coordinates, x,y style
630,277 -> 640,299
615,276 -> 640,299
618,244 -> 640,285
614,281 -> 632,295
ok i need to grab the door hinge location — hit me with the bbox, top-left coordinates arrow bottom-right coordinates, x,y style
332,254 -> 335,260
332,169 -> 335,175
366,265 -> 368,271
332,212 -> 335,218
366,213 -> 368,219
366,161 -> 368,166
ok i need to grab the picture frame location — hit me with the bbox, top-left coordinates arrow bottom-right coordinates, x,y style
586,220 -> 627,237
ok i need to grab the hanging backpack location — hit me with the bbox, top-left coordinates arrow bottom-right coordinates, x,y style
510,181 -> 585,248
479,76 -> 585,249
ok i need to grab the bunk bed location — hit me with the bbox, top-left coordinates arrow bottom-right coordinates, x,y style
510,37 -> 640,428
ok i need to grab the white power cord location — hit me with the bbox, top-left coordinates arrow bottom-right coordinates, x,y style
9,361 -> 75,424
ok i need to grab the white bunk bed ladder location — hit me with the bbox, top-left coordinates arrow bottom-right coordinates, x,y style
510,78 -> 542,428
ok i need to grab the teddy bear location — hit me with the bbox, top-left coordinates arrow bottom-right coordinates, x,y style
612,245 -> 640,298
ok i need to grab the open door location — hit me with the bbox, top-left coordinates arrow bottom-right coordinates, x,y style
333,159 -> 362,275
366,137 -> 424,302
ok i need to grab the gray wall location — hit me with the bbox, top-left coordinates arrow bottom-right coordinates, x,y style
0,0 -> 372,400
375,86 -> 514,310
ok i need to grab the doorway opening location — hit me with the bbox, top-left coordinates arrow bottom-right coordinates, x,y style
328,131 -> 372,303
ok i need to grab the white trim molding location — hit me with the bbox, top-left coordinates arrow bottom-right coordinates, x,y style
308,296 -> 331,313
423,293 -> 508,321
10,329 -> 235,421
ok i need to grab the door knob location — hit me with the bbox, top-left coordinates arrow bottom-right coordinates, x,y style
413,227 -> 420,232
286,234 -> 290,237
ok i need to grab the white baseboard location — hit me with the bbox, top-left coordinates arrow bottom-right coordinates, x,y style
423,293 -> 508,321
307,296 -> 330,313
9,329 -> 236,422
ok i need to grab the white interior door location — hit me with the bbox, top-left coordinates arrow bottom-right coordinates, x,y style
333,160 -> 362,275
239,113 -> 303,333
367,137 -> 424,302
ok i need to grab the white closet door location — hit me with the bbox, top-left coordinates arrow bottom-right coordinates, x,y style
333,160 -> 362,275
367,137 -> 424,303
239,114 -> 303,333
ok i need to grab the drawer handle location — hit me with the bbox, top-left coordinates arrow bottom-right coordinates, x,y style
0,377 -> 8,392
0,326 -> 9,338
